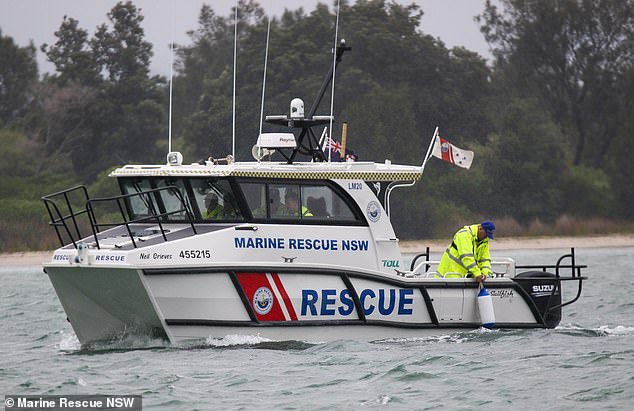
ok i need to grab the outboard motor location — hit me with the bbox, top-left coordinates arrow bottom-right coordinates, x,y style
515,271 -> 561,328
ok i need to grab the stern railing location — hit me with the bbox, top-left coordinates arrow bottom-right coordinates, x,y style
514,247 -> 587,312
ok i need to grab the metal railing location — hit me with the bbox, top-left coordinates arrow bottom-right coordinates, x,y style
42,185 -> 197,249
514,247 -> 587,312
42,185 -> 91,249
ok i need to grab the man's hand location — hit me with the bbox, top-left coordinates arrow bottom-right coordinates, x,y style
475,274 -> 487,283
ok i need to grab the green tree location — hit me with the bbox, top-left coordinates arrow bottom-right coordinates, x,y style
607,65 -> 634,218
480,98 -> 568,223
478,0 -> 634,168
0,30 -> 38,126
33,1 -> 165,178
40,16 -> 100,86
91,1 -> 153,86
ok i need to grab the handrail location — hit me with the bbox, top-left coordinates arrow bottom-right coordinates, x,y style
86,186 -> 197,249
42,185 -> 197,249
514,248 -> 586,316
410,246 -> 431,272
41,185 -> 91,249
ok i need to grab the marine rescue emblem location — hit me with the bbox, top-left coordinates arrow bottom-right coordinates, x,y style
366,201 -> 381,222
253,286 -> 274,315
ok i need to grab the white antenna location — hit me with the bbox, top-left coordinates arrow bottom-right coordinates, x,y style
328,0 -> 342,162
167,0 -> 175,154
232,0 -> 238,160
257,4 -> 273,163
168,41 -> 174,153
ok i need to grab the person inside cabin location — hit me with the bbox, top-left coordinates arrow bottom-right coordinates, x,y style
437,221 -> 495,282
277,189 -> 312,217
202,193 -> 224,219
307,196 -> 328,217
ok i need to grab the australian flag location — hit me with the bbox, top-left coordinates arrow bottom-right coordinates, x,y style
322,136 -> 357,162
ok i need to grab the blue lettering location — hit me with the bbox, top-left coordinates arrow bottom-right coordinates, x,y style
301,290 -> 318,316
339,290 -> 354,316
398,289 -> 414,315
360,289 -> 376,315
289,238 -> 297,249
378,289 -> 396,315
235,237 -> 285,248
321,289 -> 336,315
342,240 -> 369,251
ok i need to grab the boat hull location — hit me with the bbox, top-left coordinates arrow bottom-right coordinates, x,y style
45,264 -> 560,345
45,266 -> 168,343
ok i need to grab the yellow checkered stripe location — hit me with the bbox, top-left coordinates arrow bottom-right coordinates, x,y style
110,169 -> 232,177
110,168 -> 422,181
231,170 -> 422,181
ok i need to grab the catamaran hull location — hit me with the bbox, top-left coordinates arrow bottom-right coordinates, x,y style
45,265 -> 563,345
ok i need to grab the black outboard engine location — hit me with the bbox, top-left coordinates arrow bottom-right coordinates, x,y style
515,271 -> 561,328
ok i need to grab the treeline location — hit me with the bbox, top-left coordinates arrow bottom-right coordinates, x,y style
1,0 -> 634,251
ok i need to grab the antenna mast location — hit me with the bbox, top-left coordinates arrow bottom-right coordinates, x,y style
232,0 -> 238,160
258,6 -> 272,163
168,42 -> 174,153
167,0 -> 175,155
328,0 -> 342,162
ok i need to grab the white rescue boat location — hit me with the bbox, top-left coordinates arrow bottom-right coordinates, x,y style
41,41 -> 586,345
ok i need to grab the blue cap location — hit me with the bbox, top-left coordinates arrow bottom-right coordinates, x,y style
481,220 -> 496,239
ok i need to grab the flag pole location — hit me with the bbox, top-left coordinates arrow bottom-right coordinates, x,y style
420,126 -> 439,172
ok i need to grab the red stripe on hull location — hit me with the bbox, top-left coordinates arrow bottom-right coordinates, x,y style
271,273 -> 298,321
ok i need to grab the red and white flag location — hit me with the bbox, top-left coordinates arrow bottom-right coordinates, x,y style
431,135 -> 474,169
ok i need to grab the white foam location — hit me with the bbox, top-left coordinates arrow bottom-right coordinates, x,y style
56,331 -> 80,351
377,395 -> 391,405
204,333 -> 274,347
596,325 -> 634,336
376,333 -> 469,345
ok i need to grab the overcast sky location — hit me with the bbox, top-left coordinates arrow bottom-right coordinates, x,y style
0,0 -> 495,76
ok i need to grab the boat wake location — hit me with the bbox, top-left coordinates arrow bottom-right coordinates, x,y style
375,327 -> 501,345
556,323 -> 634,337
56,330 -> 170,354
204,334 -> 274,347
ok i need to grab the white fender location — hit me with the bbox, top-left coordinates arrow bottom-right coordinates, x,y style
477,287 -> 495,328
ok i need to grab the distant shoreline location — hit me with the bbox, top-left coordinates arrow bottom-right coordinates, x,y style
2,234 -> 633,267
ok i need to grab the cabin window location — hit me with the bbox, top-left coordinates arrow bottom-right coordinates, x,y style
241,183 -> 267,218
120,179 -> 153,219
190,178 -> 243,221
154,178 -> 190,221
302,185 -> 356,221
237,180 -> 360,223
271,184 -> 303,219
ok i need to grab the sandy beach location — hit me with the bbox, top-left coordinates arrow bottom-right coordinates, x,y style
2,234 -> 633,267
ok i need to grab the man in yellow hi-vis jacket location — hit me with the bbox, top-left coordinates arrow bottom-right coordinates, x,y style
437,221 -> 495,283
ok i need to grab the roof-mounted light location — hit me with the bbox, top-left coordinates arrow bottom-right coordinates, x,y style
167,151 -> 183,166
